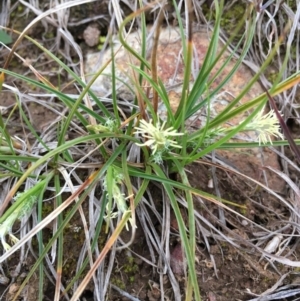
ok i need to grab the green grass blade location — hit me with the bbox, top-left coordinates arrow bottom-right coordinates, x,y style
151,163 -> 201,301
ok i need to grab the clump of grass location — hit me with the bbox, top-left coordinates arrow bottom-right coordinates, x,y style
0,1 -> 300,301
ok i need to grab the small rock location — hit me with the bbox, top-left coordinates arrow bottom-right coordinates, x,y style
170,243 -> 186,276
241,219 -> 248,226
207,291 -> 217,301
83,25 -> 100,47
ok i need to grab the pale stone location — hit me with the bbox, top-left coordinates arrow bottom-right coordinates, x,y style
83,25 -> 100,47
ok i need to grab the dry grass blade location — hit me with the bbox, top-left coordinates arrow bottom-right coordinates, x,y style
264,86 -> 300,163
70,211 -> 132,301
0,171 -> 99,263
2,0 -> 97,71
265,165 -> 300,223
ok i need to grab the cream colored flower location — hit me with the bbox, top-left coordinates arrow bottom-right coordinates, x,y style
243,109 -> 283,145
134,119 -> 183,154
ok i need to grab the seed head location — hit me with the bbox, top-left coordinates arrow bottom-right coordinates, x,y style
134,119 -> 183,154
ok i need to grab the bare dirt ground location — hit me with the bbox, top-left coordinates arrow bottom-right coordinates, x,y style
1,1 -> 300,301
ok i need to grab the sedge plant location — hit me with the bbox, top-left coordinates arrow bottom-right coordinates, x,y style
1,0 -> 300,301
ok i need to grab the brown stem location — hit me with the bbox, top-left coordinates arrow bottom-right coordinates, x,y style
151,7 -> 165,115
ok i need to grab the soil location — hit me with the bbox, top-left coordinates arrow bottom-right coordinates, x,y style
1,2 -> 300,301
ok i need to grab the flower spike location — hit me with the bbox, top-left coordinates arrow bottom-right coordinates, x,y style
134,119 -> 184,154
243,109 -> 284,145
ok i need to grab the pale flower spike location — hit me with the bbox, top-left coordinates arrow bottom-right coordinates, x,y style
244,109 -> 284,145
103,168 -> 135,231
0,195 -> 37,251
134,119 -> 184,154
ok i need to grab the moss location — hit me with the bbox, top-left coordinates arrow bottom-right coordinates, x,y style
111,277 -> 126,290
44,31 -> 55,39
112,256 -> 139,287
202,3 -> 246,36
17,4 -> 24,13
220,4 -> 246,32
42,202 -> 54,218
266,70 -> 278,85
98,225 -> 108,249
287,0 -> 297,10
123,256 -> 138,276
